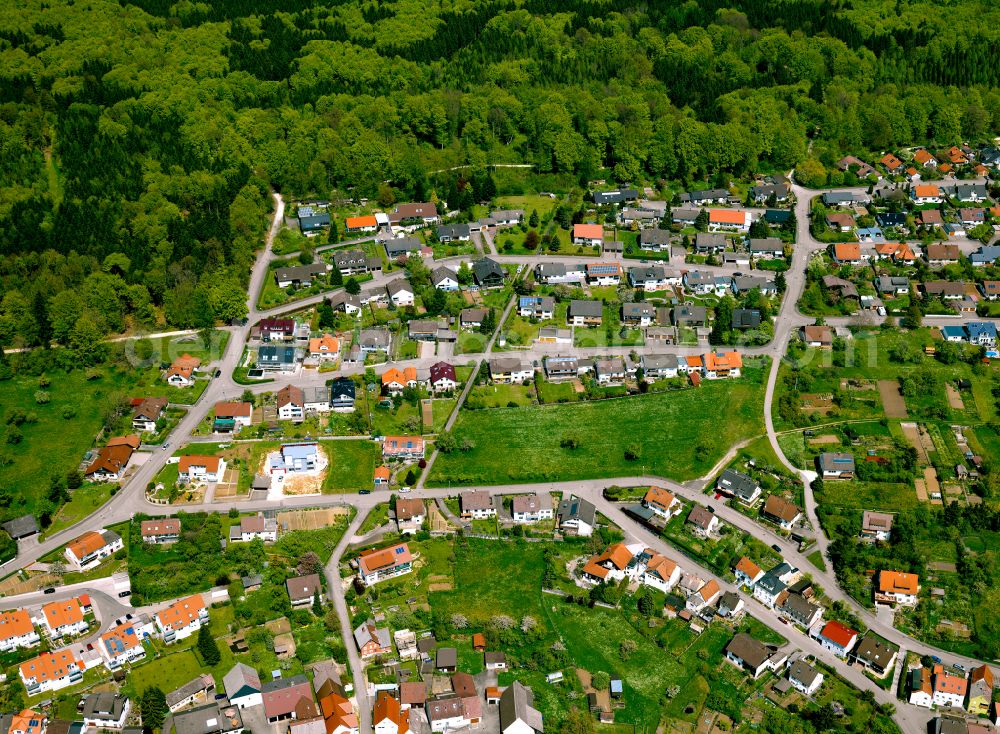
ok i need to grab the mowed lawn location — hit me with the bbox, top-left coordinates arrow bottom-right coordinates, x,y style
322,439 -> 382,491
429,380 -> 765,485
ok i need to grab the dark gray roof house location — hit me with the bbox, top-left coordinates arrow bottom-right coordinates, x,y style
732,309 -> 761,329
569,300 -> 603,319
437,223 -> 471,241
557,498 -> 596,529
672,305 -> 707,326
639,228 -> 671,248
694,232 -> 726,252
1,514 -> 38,539
472,257 -> 505,286
716,469 -> 761,502
593,188 -> 638,205
779,593 -> 821,627
384,237 -> 421,258
499,681 -> 544,734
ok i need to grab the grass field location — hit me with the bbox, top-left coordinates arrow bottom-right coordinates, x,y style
322,440 -> 383,492
430,376 -> 766,485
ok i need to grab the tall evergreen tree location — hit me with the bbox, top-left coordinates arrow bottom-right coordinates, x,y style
197,624 -> 221,666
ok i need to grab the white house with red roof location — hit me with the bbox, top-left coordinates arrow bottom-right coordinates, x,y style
155,595 -> 208,644
814,620 -> 858,658
357,543 -> 413,587
98,620 -> 145,670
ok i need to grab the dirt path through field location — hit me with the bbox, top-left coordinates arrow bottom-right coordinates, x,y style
946,384 -> 965,410
900,422 -> 931,464
878,380 -> 908,418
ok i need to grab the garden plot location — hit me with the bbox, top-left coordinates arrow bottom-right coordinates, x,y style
900,422 -> 933,464
278,507 -> 351,531
945,383 -> 965,410
877,380 -> 908,418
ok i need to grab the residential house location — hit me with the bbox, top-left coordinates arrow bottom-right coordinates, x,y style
258,318 -> 296,341
491,209 -> 525,226
353,621 -> 391,659
724,634 -> 773,679
512,495 -> 553,523
382,366 -> 419,396
389,202 -> 438,226
968,322 -> 998,347
166,354 -> 201,387
0,610 -> 38,652
826,213 -> 856,233
970,245 -> 1000,267
686,506 -> 719,537
178,455 -> 226,484
717,591 -> 744,618
214,401 -> 253,433
861,511 -> 893,542
84,444 -> 134,482
82,693 -> 131,730
679,188 -> 730,205
593,189 -> 638,205
917,208 -> 943,228
641,552 -> 680,593
700,351 -> 743,379
461,491 -> 496,519
358,329 -> 391,354
166,675 -> 216,712
536,327 -> 572,345
951,183 -> 990,202
395,499 -> 425,534
276,385 -> 304,421
628,266 -> 672,291
874,570 -> 919,606
573,224 -> 604,247
821,191 -> 862,206
98,620 -> 145,670
818,452 -> 855,479
686,579 -> 721,613
909,667 -> 934,708
683,270 -> 717,295
912,184 -> 943,204
308,334 -> 340,362
638,229 -> 671,251
373,692 -> 410,734
694,232 -> 726,254
734,556 -> 764,588
717,469 -> 762,505
802,325 -> 833,348
345,215 -> 378,233
534,263 -> 585,284
286,574 -> 323,608
967,665 -> 994,716
875,276 -> 910,296
155,595 -> 208,643
643,486 -> 681,520
749,237 -> 785,259
557,497 -> 596,537
330,377 -> 356,412
382,436 -> 425,460
620,208 -> 658,227
777,593 -> 822,629
837,156 -> 876,178
261,675 -> 316,725
752,569 -> 787,608
386,280 -> 414,307
1,709 -> 45,734
274,263 -> 329,288
384,237 -> 421,260
332,250 -> 372,276
932,665 -> 967,709
927,243 -> 961,267
257,345 -> 297,373
749,183 -> 790,203
960,207 -> 986,226
822,275 -> 859,303
140,519 -> 180,545
585,262 -> 623,285
436,223 -> 470,243
499,681 -> 543,734
472,258 -> 505,288
1,515 -> 38,541
621,303 -> 656,328
851,635 -> 899,677
981,281 -> 1000,300
357,543 -> 413,586
761,495 -> 802,529
923,281 -> 968,301
880,153 -> 904,174
456,309 -> 487,331
426,698 -> 470,733
429,362 -> 457,393
788,660 -> 824,695
814,620 -> 858,658
581,543 -> 634,585
594,357 -> 626,384
297,206 -> 330,234
224,663 -> 263,709
19,650 -> 84,695
37,598 -> 87,639
132,397 -> 167,432
640,353 -> 679,380
832,243 -> 862,265
172,701 -> 243,734
518,296 -> 555,320
488,357 -> 533,384
731,275 -> 776,296
914,149 -> 938,168
64,530 -> 123,571
233,514 -> 278,543
672,305 -> 707,327
431,266 -> 459,291
708,209 -> 751,232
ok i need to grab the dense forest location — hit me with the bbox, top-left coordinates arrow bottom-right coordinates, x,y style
2,0 -> 1000,350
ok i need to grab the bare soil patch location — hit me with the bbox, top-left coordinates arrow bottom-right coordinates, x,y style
808,434 -> 840,446
878,380 -> 908,418
945,383 -> 965,410
278,507 -> 350,531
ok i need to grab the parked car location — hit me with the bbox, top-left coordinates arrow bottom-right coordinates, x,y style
771,544 -> 782,553
118,590 -> 131,598
43,587 -> 56,594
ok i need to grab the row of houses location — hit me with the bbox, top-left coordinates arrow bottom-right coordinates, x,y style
18,595 -> 208,695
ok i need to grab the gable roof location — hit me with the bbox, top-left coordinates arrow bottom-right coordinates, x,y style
763,495 -> 801,522
818,620 -> 857,648
878,570 -> 919,595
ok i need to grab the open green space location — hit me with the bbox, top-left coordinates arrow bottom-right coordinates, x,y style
431,373 -> 766,485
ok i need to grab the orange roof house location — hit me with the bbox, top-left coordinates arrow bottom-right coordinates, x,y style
833,242 -> 861,262
913,149 -> 937,166
946,146 -> 968,164
345,215 -> 378,230
374,465 -> 391,484
582,543 -> 634,580
643,486 -> 678,514
0,610 -> 35,643
65,532 -> 110,564
309,334 -> 340,356
156,595 -> 206,632
8,710 -> 45,734
214,401 -> 253,418
913,184 -> 941,198
178,455 -> 222,475
166,354 -> 201,382
880,153 -> 903,171
106,435 -> 141,449
704,351 -> 742,374
19,650 -> 82,690
735,556 -> 762,581
875,570 -> 920,602
709,209 -> 747,225
875,243 -> 915,263
41,599 -> 84,632
644,553 -> 678,582
373,692 -> 408,734
381,367 -> 417,388
84,444 -> 134,478
573,223 -> 604,240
